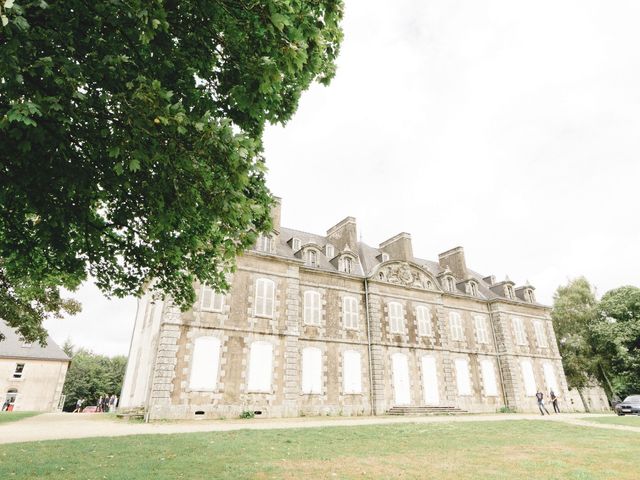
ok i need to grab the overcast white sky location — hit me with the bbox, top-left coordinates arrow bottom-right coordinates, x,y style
44,0 -> 640,356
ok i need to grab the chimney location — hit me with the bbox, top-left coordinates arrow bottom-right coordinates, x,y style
326,217 -> 358,252
438,246 -> 468,279
270,196 -> 282,234
379,233 -> 414,262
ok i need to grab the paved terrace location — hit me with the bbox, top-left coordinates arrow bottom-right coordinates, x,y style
1,412 -> 638,444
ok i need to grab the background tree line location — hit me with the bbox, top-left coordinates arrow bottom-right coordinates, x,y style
552,279 -> 640,405
61,341 -> 127,411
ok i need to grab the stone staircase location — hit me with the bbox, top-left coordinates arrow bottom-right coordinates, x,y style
386,405 -> 468,416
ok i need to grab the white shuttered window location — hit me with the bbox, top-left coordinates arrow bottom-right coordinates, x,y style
247,341 -> 273,392
343,297 -> 359,330
301,347 -> 322,394
416,306 -> 433,337
343,350 -> 362,394
450,312 -> 465,341
513,318 -> 527,345
303,291 -> 321,325
455,358 -> 472,395
520,360 -> 537,396
201,286 -> 224,312
189,337 -> 221,391
480,359 -> 498,396
475,316 -> 489,344
389,302 -> 404,334
534,321 -> 548,348
254,278 -> 275,317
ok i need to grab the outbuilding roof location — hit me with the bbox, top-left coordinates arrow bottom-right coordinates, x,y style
0,320 -> 70,362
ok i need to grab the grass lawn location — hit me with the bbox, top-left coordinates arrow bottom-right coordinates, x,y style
0,411 -> 39,424
1,420 -> 639,479
583,414 -> 640,426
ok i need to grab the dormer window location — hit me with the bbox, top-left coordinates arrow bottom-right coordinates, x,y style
325,244 -> 335,258
526,289 -> 535,303
257,235 -> 273,253
468,281 -> 478,297
340,256 -> 353,273
292,238 -> 301,252
305,249 -> 318,267
381,253 -> 389,262
443,276 -> 455,292
506,285 -> 515,300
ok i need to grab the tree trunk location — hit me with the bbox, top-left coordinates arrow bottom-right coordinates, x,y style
577,387 -> 590,413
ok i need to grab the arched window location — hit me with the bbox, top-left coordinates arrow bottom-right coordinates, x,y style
254,278 -> 275,317
468,281 -> 478,296
303,291 -> 321,325
340,256 -> 353,273
306,249 -> 318,267
342,297 -> 359,330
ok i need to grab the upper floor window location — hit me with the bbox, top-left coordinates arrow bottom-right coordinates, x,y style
343,296 -> 359,330
449,312 -> 465,341
325,244 -> 335,258
526,289 -> 536,303
254,278 -> 275,317
416,306 -> 433,337
468,281 -> 478,297
388,302 -> 404,334
303,291 -> 321,326
474,315 -> 490,344
291,238 -> 301,251
443,276 -> 455,292
533,321 -> 548,348
257,234 -> 274,253
13,363 -> 25,379
200,285 -> 224,312
305,249 -> 318,267
506,285 -> 515,300
512,317 -> 527,345
340,256 -> 354,273
381,252 -> 390,262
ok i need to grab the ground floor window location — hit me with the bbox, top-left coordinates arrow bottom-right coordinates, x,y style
247,341 -> 273,392
301,347 -> 322,394
343,350 -> 362,394
3,388 -> 17,411
421,356 -> 439,405
480,359 -> 499,396
189,336 -> 221,391
455,358 -> 472,396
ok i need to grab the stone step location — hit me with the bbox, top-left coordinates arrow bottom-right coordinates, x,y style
386,405 -> 468,416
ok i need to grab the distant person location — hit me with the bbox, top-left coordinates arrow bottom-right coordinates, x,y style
550,390 -> 560,413
73,398 -> 84,413
536,390 -> 550,415
97,395 -> 104,413
2,400 -> 9,411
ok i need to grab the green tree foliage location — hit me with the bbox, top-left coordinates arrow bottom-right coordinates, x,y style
0,0 -> 344,343
551,278 -> 599,393
62,344 -> 127,411
591,286 -> 640,397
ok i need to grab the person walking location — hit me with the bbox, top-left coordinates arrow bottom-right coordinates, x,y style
536,389 -> 550,415
550,390 -> 560,413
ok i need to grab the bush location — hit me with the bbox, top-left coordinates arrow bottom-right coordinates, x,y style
239,410 -> 255,419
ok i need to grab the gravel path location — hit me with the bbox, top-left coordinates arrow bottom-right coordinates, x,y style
1,412 -> 637,445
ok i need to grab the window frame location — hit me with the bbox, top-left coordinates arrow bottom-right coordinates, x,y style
388,302 -> 404,334
13,363 -> 25,379
533,321 -> 548,348
188,336 -> 221,391
449,312 -> 465,341
325,244 -> 335,259
342,296 -> 359,330
247,341 -> 274,393
342,350 -> 362,394
454,358 -> 472,396
512,317 -> 527,345
303,290 -> 321,326
416,305 -> 433,337
200,285 -> 225,312
301,347 -> 323,394
254,278 -> 275,318
474,315 -> 490,344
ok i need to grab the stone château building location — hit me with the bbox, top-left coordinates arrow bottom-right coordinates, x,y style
120,199 -> 569,419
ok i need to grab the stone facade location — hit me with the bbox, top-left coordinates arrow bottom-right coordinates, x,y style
121,200 -> 571,419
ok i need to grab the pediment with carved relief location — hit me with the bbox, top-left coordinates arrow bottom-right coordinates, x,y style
372,261 -> 440,291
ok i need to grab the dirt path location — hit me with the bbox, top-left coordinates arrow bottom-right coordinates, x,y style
1,412 -> 637,444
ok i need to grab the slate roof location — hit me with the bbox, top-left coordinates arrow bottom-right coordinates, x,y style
0,320 -> 70,362
269,226 -> 541,306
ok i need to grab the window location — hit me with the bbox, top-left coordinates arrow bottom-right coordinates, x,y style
474,316 -> 490,344
325,244 -> 335,258
292,238 -> 301,251
343,350 -> 362,394
468,282 -> 478,296
506,285 -> 515,300
342,296 -> 359,330
416,306 -> 433,337
445,277 -> 455,292
520,360 -> 536,396
13,363 -> 25,379
301,347 -> 322,394
189,337 -> 221,390
303,291 -> 321,326
20,339 -> 32,348
421,356 -> 439,405
200,285 -> 224,312
449,312 -> 464,341
392,353 -> 411,405
543,363 -> 558,392
381,252 -> 390,262
481,359 -> 498,396
340,256 -> 353,273
388,302 -> 404,334
5,388 -> 17,409
305,249 -> 318,267
512,317 -> 527,345
257,235 -> 272,252
455,358 -> 472,396
247,341 -> 273,392
527,289 -> 536,303
254,278 -> 275,317
533,321 -> 548,348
